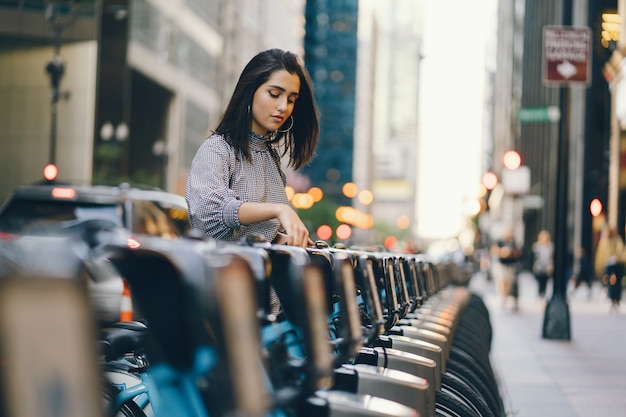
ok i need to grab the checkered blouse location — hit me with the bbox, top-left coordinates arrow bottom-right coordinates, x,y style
185,132 -> 288,242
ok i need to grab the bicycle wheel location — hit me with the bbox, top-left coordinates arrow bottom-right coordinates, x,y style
441,371 -> 496,417
435,388 -> 481,417
446,358 -> 504,417
102,381 -> 148,417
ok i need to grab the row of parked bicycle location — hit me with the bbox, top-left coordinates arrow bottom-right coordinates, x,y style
0,221 -> 504,417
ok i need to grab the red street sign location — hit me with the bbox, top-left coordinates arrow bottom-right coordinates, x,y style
543,25 -> 591,85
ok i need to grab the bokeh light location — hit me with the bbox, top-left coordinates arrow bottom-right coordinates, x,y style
503,150 -> 521,170
336,224 -> 352,240
481,171 -> 498,190
308,186 -> 324,202
291,193 -> 314,209
358,189 -> 374,205
43,163 -> 58,181
285,185 -> 295,201
384,235 -> 397,250
463,199 -> 483,217
342,182 -> 358,198
590,198 -> 602,217
396,215 -> 410,230
316,224 -> 332,240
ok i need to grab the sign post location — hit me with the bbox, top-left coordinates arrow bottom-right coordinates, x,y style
541,20 -> 587,340
517,106 -> 561,124
543,25 -> 591,86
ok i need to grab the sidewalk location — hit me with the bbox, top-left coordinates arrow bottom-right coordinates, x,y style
468,271 -> 626,417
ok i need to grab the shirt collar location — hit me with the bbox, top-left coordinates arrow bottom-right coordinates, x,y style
249,131 -> 275,152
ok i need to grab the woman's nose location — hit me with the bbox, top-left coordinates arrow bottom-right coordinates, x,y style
276,97 -> 287,111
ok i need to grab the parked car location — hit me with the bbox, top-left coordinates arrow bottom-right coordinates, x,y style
0,181 -> 191,326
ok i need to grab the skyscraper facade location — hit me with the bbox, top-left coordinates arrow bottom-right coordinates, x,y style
302,0 -> 359,205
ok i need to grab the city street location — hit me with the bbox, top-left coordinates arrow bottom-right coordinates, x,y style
469,271 -> 626,417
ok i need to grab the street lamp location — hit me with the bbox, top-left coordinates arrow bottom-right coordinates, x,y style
100,121 -> 128,143
46,53 -> 65,165
152,139 -> 169,189
45,1 -> 77,166
98,121 -> 129,184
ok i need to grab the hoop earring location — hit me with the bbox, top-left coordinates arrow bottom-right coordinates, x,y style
277,116 -> 294,133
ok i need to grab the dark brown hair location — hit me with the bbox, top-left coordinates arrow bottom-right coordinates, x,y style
215,49 -> 320,170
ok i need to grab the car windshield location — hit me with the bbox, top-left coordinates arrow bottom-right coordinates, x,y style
130,200 -> 187,238
0,200 -> 122,235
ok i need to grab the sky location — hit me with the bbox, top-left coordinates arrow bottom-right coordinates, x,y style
416,0 -> 498,240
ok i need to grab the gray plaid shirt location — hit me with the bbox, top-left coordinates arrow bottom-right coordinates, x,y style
185,132 -> 288,242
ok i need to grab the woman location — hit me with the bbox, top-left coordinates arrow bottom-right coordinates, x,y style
491,229 -> 521,311
186,49 -> 320,248
531,230 -> 554,299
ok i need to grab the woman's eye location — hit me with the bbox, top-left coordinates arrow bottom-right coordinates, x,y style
269,91 -> 279,98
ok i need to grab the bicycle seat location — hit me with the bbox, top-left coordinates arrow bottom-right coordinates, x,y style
107,244 -> 201,370
100,325 -> 147,362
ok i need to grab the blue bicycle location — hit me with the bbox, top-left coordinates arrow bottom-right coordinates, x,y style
102,233 -> 271,417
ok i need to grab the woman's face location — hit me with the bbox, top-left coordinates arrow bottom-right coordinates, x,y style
251,69 -> 300,135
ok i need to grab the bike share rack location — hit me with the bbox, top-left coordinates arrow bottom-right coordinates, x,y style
0,225 -> 505,417
0,233 -> 105,417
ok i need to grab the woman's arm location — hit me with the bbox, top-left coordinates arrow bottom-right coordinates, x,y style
186,137 -> 243,240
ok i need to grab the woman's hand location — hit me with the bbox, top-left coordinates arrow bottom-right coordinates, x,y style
274,232 -> 314,248
238,202 -> 313,248
275,205 -> 312,248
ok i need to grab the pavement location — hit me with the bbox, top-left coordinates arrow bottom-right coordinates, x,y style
467,271 -> 626,417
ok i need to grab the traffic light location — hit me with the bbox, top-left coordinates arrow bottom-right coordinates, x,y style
503,150 -> 522,170
589,198 -> 602,217
43,164 -> 58,182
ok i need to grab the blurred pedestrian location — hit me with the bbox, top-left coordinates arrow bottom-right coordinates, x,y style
571,245 -> 594,298
531,230 -> 554,299
491,229 -> 522,311
594,227 -> 625,312
186,49 -> 320,248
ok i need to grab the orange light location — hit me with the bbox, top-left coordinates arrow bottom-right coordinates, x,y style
336,224 -> 352,240
359,214 -> 374,229
316,224 -> 333,240
590,198 -> 603,217
308,187 -> 324,202
43,164 -> 58,181
335,206 -> 349,222
384,235 -> 398,250
292,193 -> 314,209
396,215 -> 410,230
482,171 -> 498,190
51,187 -> 76,199
358,189 -> 374,205
342,182 -> 358,198
285,186 -> 295,201
503,151 -> 521,170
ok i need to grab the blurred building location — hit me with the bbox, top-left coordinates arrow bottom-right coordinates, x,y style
352,0 -> 425,245
0,0 -> 305,201
603,0 -> 626,236
301,0 -> 358,205
0,1 -> 99,200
